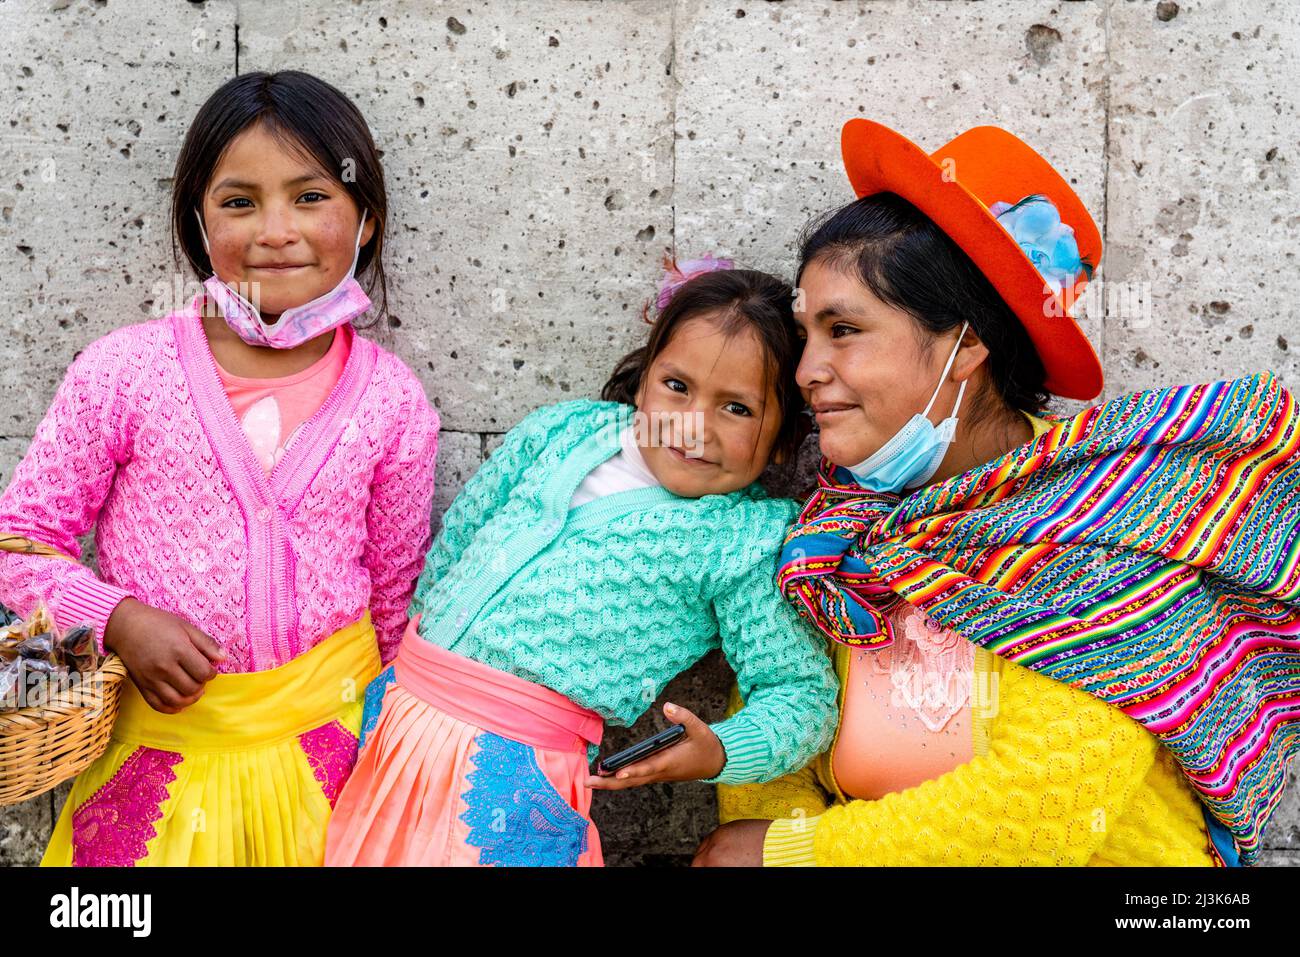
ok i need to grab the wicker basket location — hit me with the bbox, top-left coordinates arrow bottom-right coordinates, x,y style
0,534 -> 128,806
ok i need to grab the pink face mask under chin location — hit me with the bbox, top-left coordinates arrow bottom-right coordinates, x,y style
194,209 -> 372,350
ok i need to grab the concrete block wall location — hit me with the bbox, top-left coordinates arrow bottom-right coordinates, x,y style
1,0 -> 1297,865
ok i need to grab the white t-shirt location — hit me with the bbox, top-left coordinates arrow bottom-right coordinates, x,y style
569,425 -> 661,509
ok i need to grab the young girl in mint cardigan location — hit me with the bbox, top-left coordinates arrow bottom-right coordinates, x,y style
325,262 -> 839,866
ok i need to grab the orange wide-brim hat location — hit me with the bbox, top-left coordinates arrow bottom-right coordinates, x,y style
841,119 -> 1103,400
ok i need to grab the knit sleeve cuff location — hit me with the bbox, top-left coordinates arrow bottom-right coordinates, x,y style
763,812 -> 822,867
56,576 -> 134,657
701,717 -> 773,785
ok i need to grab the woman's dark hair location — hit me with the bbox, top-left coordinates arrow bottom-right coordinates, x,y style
602,268 -> 807,467
796,192 -> 1048,418
170,70 -> 389,327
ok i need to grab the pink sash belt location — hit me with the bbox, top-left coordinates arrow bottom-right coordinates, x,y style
393,616 -> 604,754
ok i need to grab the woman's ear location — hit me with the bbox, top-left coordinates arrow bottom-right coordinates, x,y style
954,324 -> 990,383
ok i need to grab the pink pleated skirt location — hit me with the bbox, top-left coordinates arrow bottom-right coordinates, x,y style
324,617 -> 605,867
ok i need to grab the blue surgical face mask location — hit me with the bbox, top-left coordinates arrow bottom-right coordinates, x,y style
845,321 -> 969,493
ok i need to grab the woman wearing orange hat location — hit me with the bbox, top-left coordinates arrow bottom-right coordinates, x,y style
693,120 -> 1300,867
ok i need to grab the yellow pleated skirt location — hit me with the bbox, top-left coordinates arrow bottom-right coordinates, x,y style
41,614 -> 381,867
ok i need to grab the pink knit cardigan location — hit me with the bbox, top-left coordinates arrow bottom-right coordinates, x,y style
0,297 -> 440,672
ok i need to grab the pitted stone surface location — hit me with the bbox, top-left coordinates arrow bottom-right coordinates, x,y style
0,0 -> 1296,866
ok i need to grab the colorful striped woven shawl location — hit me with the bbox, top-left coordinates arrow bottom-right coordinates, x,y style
777,372 -> 1300,865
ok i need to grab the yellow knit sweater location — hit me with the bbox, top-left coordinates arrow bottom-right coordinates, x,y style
717,414 -> 1218,867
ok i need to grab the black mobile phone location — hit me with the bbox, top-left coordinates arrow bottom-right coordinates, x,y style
594,723 -> 687,776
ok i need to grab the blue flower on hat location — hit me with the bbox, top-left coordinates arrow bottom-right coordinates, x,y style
989,194 -> 1094,295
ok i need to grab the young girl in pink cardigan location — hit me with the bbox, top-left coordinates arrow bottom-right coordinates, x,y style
0,71 -> 439,866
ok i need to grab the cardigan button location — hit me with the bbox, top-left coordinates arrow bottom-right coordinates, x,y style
256,507 -> 271,523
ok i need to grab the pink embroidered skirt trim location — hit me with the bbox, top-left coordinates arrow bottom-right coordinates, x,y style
41,614 -> 381,867
324,616 -> 606,867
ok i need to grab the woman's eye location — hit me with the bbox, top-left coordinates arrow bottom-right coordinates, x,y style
664,378 -> 687,394
298,191 -> 328,203
830,324 -> 857,339
725,402 -> 752,417
221,197 -> 253,209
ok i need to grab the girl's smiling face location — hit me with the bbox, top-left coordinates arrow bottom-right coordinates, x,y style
200,122 -> 375,320
633,313 -> 784,498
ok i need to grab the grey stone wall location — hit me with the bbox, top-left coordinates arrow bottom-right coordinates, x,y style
2,0 -> 1297,865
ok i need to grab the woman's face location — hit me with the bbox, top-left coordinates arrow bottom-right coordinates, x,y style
634,313 -> 784,498
200,122 -> 375,319
793,257 -> 968,469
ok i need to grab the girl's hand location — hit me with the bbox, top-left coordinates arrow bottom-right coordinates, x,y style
691,819 -> 771,867
103,598 -> 227,714
585,702 -> 725,790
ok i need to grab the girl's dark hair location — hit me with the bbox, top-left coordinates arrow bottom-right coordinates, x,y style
170,70 -> 389,326
602,268 -> 806,467
796,192 -> 1048,418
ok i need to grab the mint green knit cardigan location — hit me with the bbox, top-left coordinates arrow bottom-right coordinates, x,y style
408,399 -> 838,785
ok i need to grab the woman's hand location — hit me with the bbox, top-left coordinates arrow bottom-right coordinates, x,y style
585,702 -> 725,790
692,819 -> 772,867
103,598 -> 227,714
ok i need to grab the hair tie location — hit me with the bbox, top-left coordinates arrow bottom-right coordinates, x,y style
652,253 -> 735,312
